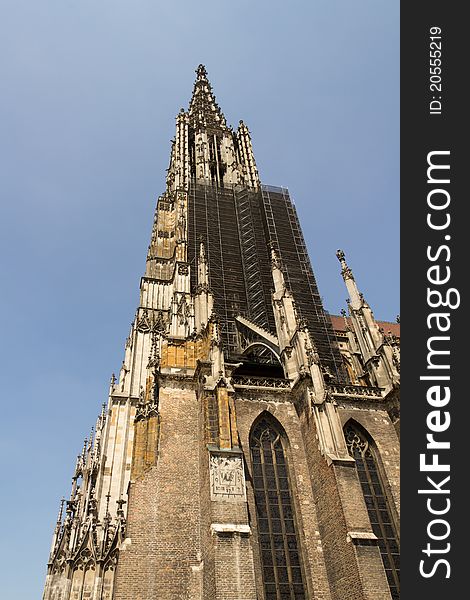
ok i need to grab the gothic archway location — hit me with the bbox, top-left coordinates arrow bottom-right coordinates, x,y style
243,342 -> 282,365
250,413 -> 307,600
344,420 -> 400,599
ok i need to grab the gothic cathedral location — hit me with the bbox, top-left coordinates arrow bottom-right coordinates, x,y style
43,66 -> 400,600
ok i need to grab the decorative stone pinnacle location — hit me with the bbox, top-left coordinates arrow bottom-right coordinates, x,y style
269,243 -> 282,270
336,249 -> 355,281
199,240 -> 207,262
57,497 -> 65,524
104,492 -> 111,520
147,332 -> 160,369
116,496 -> 127,518
196,64 -> 207,79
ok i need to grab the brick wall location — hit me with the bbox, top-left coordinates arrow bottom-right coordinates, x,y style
113,381 -> 398,600
114,384 -> 202,599
300,404 -> 392,600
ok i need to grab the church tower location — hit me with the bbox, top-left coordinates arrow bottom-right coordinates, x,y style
43,66 -> 400,600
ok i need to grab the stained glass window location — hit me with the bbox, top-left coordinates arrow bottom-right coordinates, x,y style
250,416 -> 307,600
345,422 -> 400,600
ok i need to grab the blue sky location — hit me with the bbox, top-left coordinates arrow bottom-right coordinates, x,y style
0,1 -> 398,596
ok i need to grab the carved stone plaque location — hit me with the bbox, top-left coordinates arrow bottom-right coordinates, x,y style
209,453 -> 246,502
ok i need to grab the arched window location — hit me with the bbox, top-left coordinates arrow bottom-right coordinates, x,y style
344,422 -> 400,600
250,415 -> 307,600
70,551 -> 95,600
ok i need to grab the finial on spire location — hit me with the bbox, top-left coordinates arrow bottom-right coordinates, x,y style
336,249 -> 354,281
196,64 -> 208,79
336,249 -> 363,309
340,308 -> 351,331
238,119 -> 249,132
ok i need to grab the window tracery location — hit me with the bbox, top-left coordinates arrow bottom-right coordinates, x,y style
345,422 -> 400,599
250,416 -> 307,600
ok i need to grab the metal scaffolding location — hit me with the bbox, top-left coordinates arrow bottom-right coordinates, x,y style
187,180 -> 346,382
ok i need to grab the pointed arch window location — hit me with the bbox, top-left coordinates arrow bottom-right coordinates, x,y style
250,416 -> 307,600
345,422 -> 400,600
70,550 -> 95,600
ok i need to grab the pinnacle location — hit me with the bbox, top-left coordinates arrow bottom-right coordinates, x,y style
188,64 -> 226,129
196,64 -> 208,80
336,248 -> 355,282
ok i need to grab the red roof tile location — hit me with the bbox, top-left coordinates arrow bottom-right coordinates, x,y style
329,315 -> 400,338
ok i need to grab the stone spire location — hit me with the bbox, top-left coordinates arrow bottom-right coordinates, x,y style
236,119 -> 260,188
336,249 -> 361,310
336,249 -> 400,391
159,64 -> 261,189
197,239 -> 209,288
194,240 -> 214,333
188,64 -> 227,130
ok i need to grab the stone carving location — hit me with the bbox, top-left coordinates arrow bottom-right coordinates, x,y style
336,249 -> 355,281
209,454 -> 246,501
137,310 -> 151,332
135,398 -> 159,422
231,375 -> 290,389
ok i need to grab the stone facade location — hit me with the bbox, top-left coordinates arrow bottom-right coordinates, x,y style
43,66 -> 400,600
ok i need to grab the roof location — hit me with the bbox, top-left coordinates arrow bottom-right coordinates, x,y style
329,314 -> 400,338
